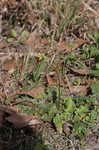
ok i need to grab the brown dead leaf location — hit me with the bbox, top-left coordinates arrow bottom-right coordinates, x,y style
74,39 -> 88,50
0,41 -> 8,49
63,122 -> 71,135
57,41 -> 72,52
6,113 -> 41,128
40,38 -> 50,45
57,39 -> 88,52
0,105 -> 15,128
2,58 -> 17,73
0,89 -> 6,101
0,105 -> 19,114
25,31 -> 49,50
1,56 -> 25,74
0,54 -> 11,63
21,87 -> 44,98
0,104 -> 41,128
70,39 -> 88,51
25,30 -> 41,49
0,106 -> 20,129
27,14 -> 38,25
69,67 -> 90,75
27,65 -> 34,73
70,85 -> 88,95
46,74 -> 56,86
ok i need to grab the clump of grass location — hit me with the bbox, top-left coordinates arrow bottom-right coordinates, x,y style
1,0 -> 82,41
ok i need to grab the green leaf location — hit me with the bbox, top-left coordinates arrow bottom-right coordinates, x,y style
93,31 -> 99,43
89,31 -> 99,44
96,63 -> 99,69
38,103 -> 56,113
53,114 -> 63,133
39,103 -> 57,121
75,105 -> 88,120
64,97 -> 74,113
11,29 -> 17,38
90,49 -> 99,57
91,83 -> 99,95
73,121 -> 86,138
20,30 -> 29,42
32,58 -> 47,82
7,38 -> 14,42
90,70 -> 99,76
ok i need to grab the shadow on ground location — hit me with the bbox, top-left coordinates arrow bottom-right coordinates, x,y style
0,123 -> 49,150
0,106 -> 49,150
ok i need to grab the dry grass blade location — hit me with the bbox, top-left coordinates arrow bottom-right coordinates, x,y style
83,144 -> 99,150
82,1 -> 99,16
20,87 -> 45,98
69,67 -> 90,75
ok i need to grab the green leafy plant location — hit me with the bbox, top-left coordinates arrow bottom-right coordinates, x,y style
31,56 -> 47,83
89,31 -> 99,46
53,113 -> 63,133
91,83 -> 99,95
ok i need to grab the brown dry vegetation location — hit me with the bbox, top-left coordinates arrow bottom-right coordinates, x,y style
0,0 -> 99,150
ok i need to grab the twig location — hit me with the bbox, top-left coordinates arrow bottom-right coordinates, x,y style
46,53 -> 56,73
65,74 -> 73,94
82,1 -> 99,16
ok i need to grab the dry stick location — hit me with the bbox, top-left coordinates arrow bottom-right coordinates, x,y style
11,100 -> 35,108
65,74 -> 73,94
56,69 -> 61,109
82,1 -> 99,16
69,139 -> 75,150
47,53 -> 56,70
0,15 -> 2,40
